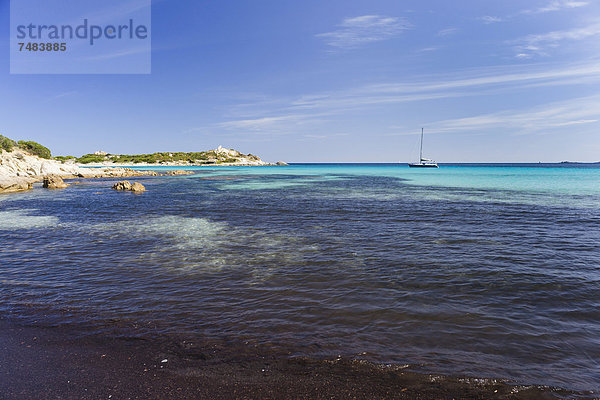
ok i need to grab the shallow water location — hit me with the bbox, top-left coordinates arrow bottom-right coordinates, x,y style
1,163 -> 599,391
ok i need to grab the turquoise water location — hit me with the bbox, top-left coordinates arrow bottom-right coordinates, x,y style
133,163 -> 600,207
2,163 -> 599,392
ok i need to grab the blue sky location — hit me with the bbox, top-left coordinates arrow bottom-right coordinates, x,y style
1,0 -> 600,162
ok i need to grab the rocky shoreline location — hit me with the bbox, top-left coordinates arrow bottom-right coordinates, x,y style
0,149 -> 158,193
75,146 -> 287,167
0,147 -> 275,194
81,161 -> 288,167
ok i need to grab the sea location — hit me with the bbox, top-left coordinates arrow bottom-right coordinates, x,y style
1,163 -> 599,392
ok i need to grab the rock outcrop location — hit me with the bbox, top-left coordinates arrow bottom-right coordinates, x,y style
112,181 -> 146,192
77,146 -> 283,166
0,145 -> 284,194
0,149 -> 157,193
77,168 -> 159,178
42,175 -> 68,189
164,170 -> 194,175
112,181 -> 131,191
1,149 -> 82,178
0,176 -> 35,193
131,182 -> 146,192
1,149 -> 161,179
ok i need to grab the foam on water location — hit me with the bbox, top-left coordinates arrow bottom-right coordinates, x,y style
81,215 -> 320,283
0,209 -> 60,230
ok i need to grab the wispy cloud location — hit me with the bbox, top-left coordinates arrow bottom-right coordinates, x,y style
478,1 -> 589,24
215,112 -> 333,135
316,15 -> 410,49
513,22 -> 600,58
300,62 -> 600,108
217,115 -> 300,131
214,62 -> 600,135
64,0 -> 152,27
520,0 -> 589,15
437,27 -> 458,37
417,47 -> 439,53
429,95 -> 600,134
85,47 -> 151,61
47,91 -> 78,101
302,133 -> 349,140
479,16 -> 503,24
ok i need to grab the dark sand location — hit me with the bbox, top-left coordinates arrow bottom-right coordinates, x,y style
0,320 -> 592,400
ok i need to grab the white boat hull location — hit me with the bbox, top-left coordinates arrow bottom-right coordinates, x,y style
408,163 -> 438,168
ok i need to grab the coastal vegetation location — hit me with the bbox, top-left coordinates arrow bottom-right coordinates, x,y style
17,140 -> 52,159
53,155 -> 77,162
74,149 -> 262,165
0,135 -> 17,152
1,133 -> 275,166
0,135 -> 52,159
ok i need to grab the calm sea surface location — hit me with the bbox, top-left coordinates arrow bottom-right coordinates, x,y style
1,163 -> 599,391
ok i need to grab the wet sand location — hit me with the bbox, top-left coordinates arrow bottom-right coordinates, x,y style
1,320 -> 591,400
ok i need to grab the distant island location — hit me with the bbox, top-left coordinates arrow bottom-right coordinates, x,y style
559,161 -> 600,164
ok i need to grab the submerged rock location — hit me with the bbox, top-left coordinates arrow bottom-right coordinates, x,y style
42,175 -> 69,189
163,170 -> 193,175
87,168 -> 158,178
112,181 -> 132,191
112,180 -> 146,192
130,182 -> 146,192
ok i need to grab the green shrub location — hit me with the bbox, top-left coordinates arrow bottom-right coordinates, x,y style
17,140 -> 52,159
73,150 -> 248,164
112,154 -> 158,164
54,155 -> 76,162
0,135 -> 17,152
76,154 -> 106,164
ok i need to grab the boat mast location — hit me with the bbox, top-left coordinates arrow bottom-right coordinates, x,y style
420,128 -> 424,161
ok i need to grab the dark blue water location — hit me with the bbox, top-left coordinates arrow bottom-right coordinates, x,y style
1,164 -> 599,391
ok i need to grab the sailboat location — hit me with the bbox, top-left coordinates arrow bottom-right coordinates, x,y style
408,128 -> 438,168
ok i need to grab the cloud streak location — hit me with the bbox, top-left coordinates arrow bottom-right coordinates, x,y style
429,95 -> 600,134
217,115 -> 301,131
479,16 -> 503,24
513,22 -> 600,58
316,15 -> 410,49
214,62 -> 600,136
478,1 -> 589,26
520,0 -> 589,15
437,27 -> 458,37
85,47 -> 151,61
291,61 -> 600,110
